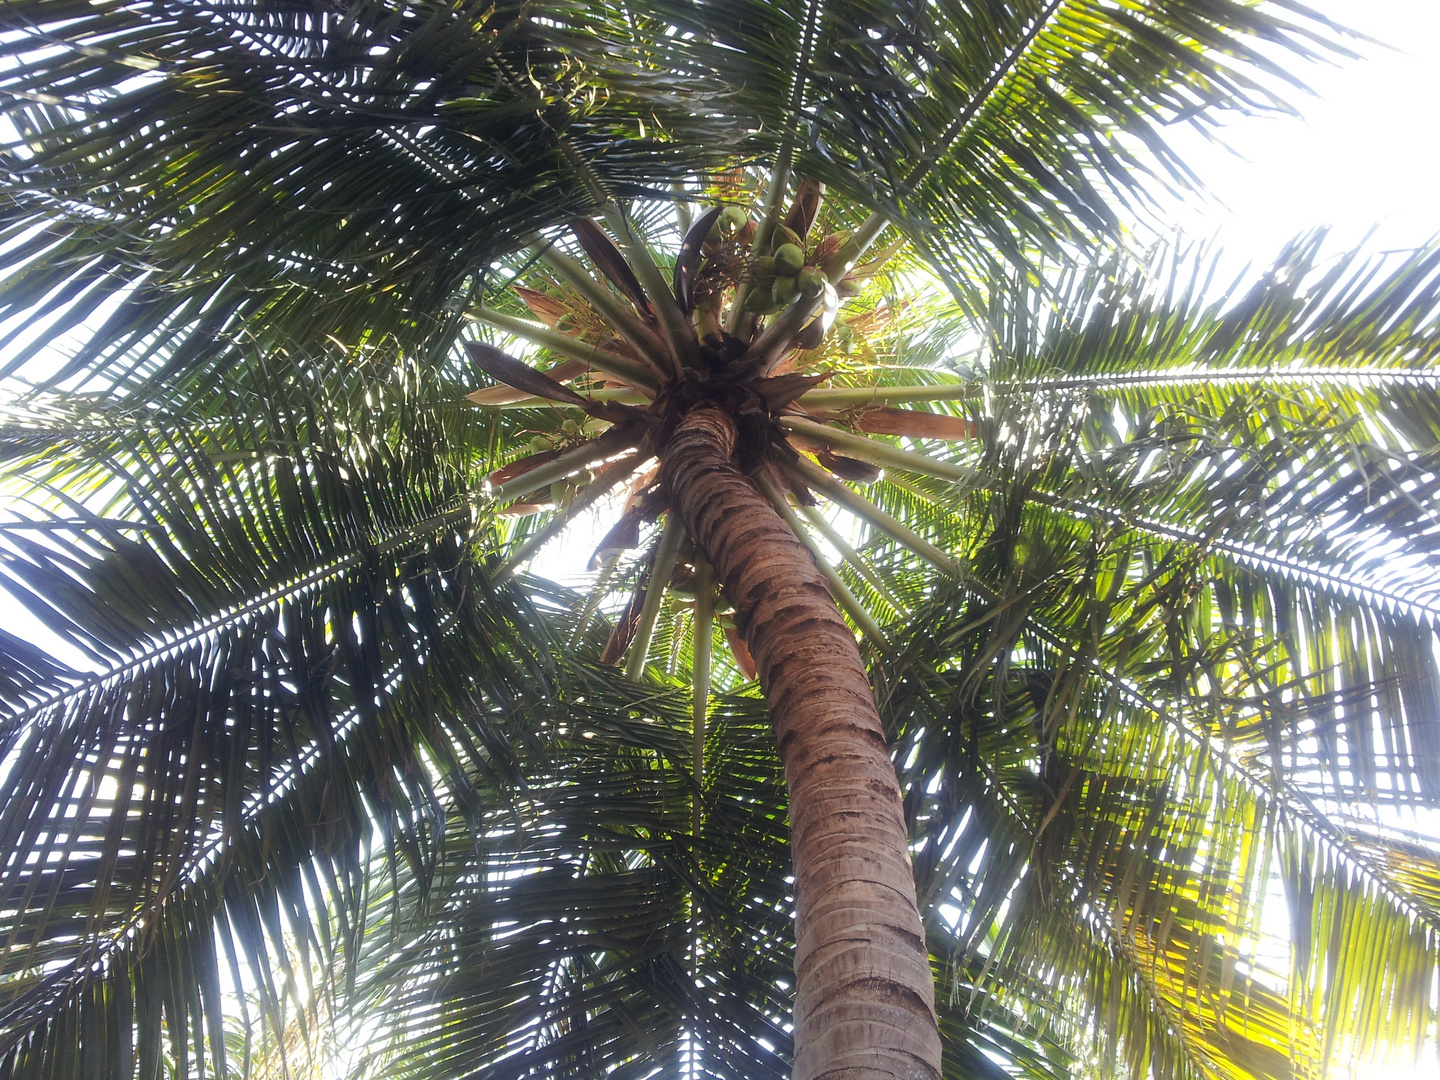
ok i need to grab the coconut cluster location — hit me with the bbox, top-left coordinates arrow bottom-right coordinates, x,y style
741,222 -> 835,315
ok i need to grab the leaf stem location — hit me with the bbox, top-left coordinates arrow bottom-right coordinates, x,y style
599,205 -> 694,374
471,388 -> 651,410
468,308 -> 658,389
691,559 -> 713,839
822,211 -> 892,282
742,294 -> 823,371
799,503 -> 905,615
787,455 -> 961,577
492,442 -> 634,504
755,471 -> 885,645
779,415 -> 976,483
538,246 -> 670,374
571,553 -> 621,646
626,513 -> 686,680
727,0 -> 824,334
493,456 -> 636,583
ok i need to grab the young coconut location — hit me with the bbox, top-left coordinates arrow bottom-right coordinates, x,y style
797,266 -> 826,297
773,242 -> 805,275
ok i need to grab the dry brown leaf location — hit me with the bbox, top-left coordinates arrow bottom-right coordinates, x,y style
817,449 -> 881,484
573,218 -> 654,321
498,498 -> 554,517
855,406 -> 976,441
590,509 -> 642,569
724,625 -> 757,680
782,177 -> 824,241
514,287 -> 570,328
466,359 -> 590,405
487,449 -> 560,487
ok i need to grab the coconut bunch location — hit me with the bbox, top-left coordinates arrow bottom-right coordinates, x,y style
466,178 -> 977,671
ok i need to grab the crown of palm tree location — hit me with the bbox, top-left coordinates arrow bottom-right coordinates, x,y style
467,175 -> 977,668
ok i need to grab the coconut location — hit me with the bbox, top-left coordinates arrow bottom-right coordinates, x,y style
774,243 -> 805,275
719,205 -> 748,234
797,266 -> 826,297
775,224 -> 804,251
745,288 -> 780,313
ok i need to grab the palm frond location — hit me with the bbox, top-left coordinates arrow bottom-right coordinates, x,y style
0,0 -> 750,391
0,347 -> 563,1077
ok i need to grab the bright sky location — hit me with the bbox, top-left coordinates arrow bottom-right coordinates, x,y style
1149,0 -> 1438,270
2,2 -> 1439,1071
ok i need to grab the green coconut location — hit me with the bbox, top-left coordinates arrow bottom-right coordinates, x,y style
774,243 -> 805,275
797,266 -> 826,297
719,205 -> 748,234
745,287 -> 780,314
774,224 -> 804,251
750,255 -> 778,283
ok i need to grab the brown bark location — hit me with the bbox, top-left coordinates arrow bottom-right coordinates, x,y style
662,407 -> 941,1080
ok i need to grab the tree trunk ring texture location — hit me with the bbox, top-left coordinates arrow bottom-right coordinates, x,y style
661,406 -> 942,1080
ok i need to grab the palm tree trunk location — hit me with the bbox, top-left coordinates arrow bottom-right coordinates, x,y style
662,407 -> 941,1080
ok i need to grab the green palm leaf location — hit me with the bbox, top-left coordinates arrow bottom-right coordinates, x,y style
5,4 -> 1437,1080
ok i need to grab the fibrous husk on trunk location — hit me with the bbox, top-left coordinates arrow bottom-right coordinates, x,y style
661,406 -> 941,1080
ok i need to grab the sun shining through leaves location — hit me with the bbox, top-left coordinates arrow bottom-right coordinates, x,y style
3,2 -> 1440,1079
456,195 -> 1440,1080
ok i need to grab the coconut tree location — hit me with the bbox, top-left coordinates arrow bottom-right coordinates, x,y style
2,3 -> 1439,1080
